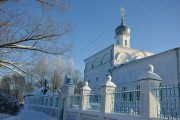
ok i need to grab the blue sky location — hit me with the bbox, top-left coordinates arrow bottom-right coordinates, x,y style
3,0 -> 179,75
67,0 -> 180,73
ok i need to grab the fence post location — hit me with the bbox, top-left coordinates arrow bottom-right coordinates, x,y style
80,82 -> 91,110
100,75 -> 117,114
58,76 -> 75,120
138,64 -> 162,119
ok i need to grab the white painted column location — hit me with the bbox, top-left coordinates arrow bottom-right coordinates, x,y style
58,76 -> 75,120
80,82 -> 91,110
100,75 -> 117,114
63,84 -> 75,120
138,64 -> 162,119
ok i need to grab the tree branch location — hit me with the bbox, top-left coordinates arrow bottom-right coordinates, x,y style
0,59 -> 38,78
3,44 -> 69,55
0,63 -> 24,76
0,33 -> 66,48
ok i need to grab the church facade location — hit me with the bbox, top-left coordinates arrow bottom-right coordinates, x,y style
84,8 -> 180,91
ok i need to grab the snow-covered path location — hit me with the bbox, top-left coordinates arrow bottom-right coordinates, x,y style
3,109 -> 57,120
19,109 -> 57,120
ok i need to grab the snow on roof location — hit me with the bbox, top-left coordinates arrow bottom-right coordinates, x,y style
28,87 -> 53,96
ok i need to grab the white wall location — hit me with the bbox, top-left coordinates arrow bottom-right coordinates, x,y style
84,44 -> 154,90
112,49 -> 179,87
84,45 -> 113,90
66,109 -> 141,120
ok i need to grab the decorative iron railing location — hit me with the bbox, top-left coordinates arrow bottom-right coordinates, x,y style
71,95 -> 80,109
110,89 -> 140,115
85,94 -> 101,111
154,84 -> 180,119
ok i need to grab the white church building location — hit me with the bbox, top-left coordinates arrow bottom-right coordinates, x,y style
84,8 -> 180,91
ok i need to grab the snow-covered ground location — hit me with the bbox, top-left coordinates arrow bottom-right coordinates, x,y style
0,113 -> 18,120
0,109 -> 57,120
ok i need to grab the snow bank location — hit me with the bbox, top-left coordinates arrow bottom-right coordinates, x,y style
0,113 -> 18,120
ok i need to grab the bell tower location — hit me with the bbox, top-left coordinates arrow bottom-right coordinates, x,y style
115,7 -> 131,48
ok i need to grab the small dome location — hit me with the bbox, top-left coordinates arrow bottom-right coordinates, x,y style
115,24 -> 130,36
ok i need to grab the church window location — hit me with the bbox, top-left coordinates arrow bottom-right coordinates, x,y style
136,85 -> 140,101
159,83 -> 163,101
45,99 -> 48,105
96,77 -> 98,81
136,85 -> 140,90
55,98 -> 59,107
88,79 -> 90,83
50,97 -> 53,106
129,92 -> 133,101
41,98 -> 44,105
125,40 -> 127,46
122,87 -> 127,101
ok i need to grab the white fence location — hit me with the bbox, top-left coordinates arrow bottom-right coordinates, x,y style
24,65 -> 180,120
25,93 -> 59,118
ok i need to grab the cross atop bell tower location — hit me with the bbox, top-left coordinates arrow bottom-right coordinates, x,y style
121,7 -> 125,24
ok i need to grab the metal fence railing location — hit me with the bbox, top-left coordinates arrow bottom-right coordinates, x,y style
85,94 -> 101,111
69,83 -> 180,119
110,89 -> 140,115
71,95 -> 80,109
154,84 -> 180,119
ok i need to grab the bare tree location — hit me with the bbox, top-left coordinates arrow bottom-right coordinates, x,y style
11,74 -> 25,102
50,56 -> 65,93
0,74 -> 26,102
74,81 -> 84,95
0,0 -> 72,76
31,56 -> 83,93
65,59 -> 75,75
0,75 -> 11,95
24,81 -> 35,96
72,69 -> 82,85
33,56 -> 49,87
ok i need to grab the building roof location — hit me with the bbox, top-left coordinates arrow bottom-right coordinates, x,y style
28,87 -> 53,96
84,44 -> 153,61
111,47 -> 180,71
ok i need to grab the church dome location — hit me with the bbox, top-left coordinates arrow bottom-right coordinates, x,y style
115,22 -> 130,36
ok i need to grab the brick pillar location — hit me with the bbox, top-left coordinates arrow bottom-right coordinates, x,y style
100,75 -> 117,114
138,64 -> 162,119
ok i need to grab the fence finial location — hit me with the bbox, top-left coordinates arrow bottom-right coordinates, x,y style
138,64 -> 162,81
148,64 -> 154,73
81,82 -> 91,91
107,74 -> 112,81
101,75 -> 117,87
85,82 -> 88,86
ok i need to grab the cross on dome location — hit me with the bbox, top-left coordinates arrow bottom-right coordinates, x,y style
121,7 -> 125,20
